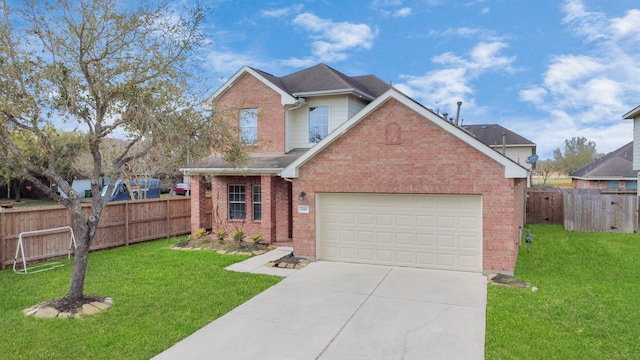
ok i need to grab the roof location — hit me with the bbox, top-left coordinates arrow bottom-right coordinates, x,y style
622,105 -> 640,120
462,124 -> 536,148
182,149 -> 308,176
571,142 -> 637,180
208,64 -> 392,106
280,88 -> 528,179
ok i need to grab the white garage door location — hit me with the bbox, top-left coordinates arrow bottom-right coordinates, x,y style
316,193 -> 482,272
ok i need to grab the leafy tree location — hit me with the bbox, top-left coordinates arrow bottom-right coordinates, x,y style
553,137 -> 599,175
0,0 -> 243,304
533,159 -> 556,185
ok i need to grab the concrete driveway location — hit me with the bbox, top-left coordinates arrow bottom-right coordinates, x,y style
153,261 -> 487,360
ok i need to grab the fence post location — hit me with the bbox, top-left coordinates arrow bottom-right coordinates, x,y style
0,210 -> 4,270
125,202 -> 129,246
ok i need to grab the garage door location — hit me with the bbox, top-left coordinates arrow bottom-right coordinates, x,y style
316,193 -> 482,272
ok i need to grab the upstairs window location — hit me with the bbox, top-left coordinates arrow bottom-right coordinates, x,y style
228,185 -> 246,220
309,106 -> 328,143
240,108 -> 258,144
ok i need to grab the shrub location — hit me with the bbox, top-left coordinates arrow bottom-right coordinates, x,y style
231,229 -> 246,243
194,228 -> 208,239
251,233 -> 264,244
215,229 -> 227,242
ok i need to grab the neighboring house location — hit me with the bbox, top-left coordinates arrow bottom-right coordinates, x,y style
462,124 -> 537,170
623,105 -> 640,172
184,64 -> 528,274
570,142 -> 637,192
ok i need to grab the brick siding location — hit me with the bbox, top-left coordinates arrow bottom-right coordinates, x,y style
291,98 -> 524,272
215,73 -> 286,153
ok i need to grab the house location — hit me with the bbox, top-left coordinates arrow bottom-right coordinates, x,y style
623,105 -> 640,172
462,124 -> 537,170
570,142 -> 637,191
184,64 -> 529,274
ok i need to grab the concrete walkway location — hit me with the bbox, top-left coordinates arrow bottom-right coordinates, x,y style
154,257 -> 487,360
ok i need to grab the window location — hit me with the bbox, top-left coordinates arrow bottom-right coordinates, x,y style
252,185 -> 262,221
309,106 -> 328,143
228,185 -> 246,220
240,108 -> 258,144
606,180 -> 620,189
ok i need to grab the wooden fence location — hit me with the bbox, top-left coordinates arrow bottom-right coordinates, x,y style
0,197 -> 212,270
526,187 -> 565,225
526,187 -> 638,233
563,189 -> 638,233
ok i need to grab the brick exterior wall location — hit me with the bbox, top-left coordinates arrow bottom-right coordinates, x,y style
215,73 -> 286,153
209,175 -> 291,243
190,176 -> 207,234
290,98 -> 525,273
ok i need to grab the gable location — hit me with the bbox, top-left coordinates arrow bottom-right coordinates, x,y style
215,73 -> 287,153
281,89 -> 528,179
208,66 -> 296,107
294,98 -> 511,190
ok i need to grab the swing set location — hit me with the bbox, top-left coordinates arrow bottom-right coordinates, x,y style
13,226 -> 77,274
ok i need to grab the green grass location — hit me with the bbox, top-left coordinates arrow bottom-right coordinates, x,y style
532,177 -> 574,188
0,198 -> 61,208
0,237 -> 281,359
486,224 -> 640,359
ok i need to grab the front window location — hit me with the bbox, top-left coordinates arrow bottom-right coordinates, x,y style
309,106 -> 328,143
228,185 -> 246,220
240,108 -> 258,144
252,185 -> 262,221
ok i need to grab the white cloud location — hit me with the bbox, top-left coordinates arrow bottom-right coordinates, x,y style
204,50 -> 266,80
397,40 -> 515,111
517,0 -> 640,155
261,5 -> 304,18
519,87 -> 547,106
397,68 -> 474,114
371,0 -> 412,18
394,7 -> 412,17
611,9 -> 640,42
289,13 -> 377,63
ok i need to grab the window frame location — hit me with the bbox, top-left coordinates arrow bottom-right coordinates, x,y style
252,185 -> 262,222
228,184 -> 246,220
309,106 -> 329,143
240,108 -> 258,144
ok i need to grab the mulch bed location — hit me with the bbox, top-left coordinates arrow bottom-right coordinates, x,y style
43,295 -> 106,314
488,273 -> 531,288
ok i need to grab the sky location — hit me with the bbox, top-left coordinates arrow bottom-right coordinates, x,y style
196,0 -> 640,159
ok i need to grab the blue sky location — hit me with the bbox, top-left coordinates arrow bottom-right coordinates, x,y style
198,0 -> 640,159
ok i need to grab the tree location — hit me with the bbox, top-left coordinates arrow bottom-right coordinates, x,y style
0,127 -> 85,199
533,159 -> 556,185
552,137 -> 599,175
0,0 -> 242,304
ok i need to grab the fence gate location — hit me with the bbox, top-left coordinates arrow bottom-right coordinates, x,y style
526,188 -> 565,225
564,190 -> 638,233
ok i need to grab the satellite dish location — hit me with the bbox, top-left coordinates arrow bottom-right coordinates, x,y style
525,154 -> 539,164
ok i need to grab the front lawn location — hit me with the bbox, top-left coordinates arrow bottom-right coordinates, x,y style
0,237 -> 281,359
486,224 -> 640,359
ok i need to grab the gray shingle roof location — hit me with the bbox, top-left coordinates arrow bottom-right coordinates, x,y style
185,149 -> 308,174
462,124 -> 535,147
251,64 -> 391,99
571,141 -> 636,178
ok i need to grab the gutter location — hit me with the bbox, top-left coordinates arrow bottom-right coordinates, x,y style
181,168 -> 283,176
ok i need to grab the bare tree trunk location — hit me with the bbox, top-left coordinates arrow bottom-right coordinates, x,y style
13,179 -> 22,202
67,226 -> 90,300
66,201 -> 100,300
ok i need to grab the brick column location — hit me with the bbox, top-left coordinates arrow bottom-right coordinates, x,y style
260,175 -> 277,243
190,175 -> 207,235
